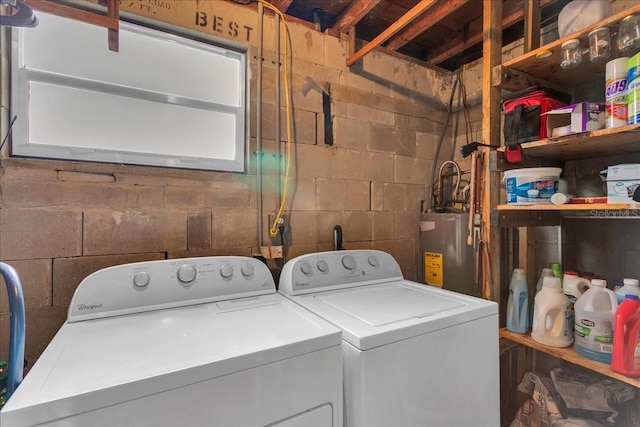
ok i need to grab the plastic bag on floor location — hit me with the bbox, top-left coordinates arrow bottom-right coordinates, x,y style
509,371 -> 564,427
549,367 -> 636,426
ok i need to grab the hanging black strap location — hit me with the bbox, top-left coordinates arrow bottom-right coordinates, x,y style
509,104 -> 523,147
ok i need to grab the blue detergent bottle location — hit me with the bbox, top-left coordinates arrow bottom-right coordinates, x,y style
507,268 -> 530,334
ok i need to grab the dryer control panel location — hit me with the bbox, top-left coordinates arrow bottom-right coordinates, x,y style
279,250 -> 403,295
68,257 -> 274,322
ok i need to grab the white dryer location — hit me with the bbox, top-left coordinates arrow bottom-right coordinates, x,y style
279,250 -> 499,427
1,256 -> 343,426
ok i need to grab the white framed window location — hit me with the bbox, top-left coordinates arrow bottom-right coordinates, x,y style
11,12 -> 248,172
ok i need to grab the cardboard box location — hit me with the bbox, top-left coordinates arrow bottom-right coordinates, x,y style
545,103 -> 606,137
605,164 -> 640,203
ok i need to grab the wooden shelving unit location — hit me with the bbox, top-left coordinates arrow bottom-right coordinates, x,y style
483,3 -> 640,423
495,124 -> 640,161
494,4 -> 640,91
495,203 -> 636,211
500,329 -> 640,388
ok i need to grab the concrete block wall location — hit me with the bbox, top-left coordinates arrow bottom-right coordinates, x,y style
0,1 -> 454,364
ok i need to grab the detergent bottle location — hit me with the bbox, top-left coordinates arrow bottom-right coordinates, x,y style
611,295 -> 640,377
507,268 -> 529,334
574,279 -> 618,363
615,278 -> 640,304
536,268 -> 555,293
531,276 -> 573,347
562,271 -> 590,304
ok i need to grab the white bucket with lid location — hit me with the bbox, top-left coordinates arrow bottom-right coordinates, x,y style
504,167 -> 562,205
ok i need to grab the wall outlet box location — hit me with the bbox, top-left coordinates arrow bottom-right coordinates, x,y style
606,164 -> 640,203
545,103 -> 605,137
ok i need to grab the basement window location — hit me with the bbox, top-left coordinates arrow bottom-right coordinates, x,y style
11,12 -> 247,172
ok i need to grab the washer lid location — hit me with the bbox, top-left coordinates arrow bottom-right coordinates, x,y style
288,281 -> 497,350
1,294 -> 341,426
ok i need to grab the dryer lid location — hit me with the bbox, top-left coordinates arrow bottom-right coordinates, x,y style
1,294 -> 341,426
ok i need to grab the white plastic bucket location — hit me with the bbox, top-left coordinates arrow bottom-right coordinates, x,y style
504,167 -> 562,205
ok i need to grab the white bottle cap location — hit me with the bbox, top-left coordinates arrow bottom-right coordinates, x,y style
623,278 -> 639,286
542,276 -> 562,290
591,278 -> 607,287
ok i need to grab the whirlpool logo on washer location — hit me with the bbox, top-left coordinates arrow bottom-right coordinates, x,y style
77,303 -> 103,311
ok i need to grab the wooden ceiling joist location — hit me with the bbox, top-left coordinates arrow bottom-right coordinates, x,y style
427,0 -> 554,66
269,0 -> 293,13
346,0 -> 438,67
330,0 -> 382,35
23,0 -> 119,51
385,0 -> 470,51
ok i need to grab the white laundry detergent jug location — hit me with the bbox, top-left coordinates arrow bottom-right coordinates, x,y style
615,278 -> 640,304
531,276 -> 573,348
574,279 -> 618,363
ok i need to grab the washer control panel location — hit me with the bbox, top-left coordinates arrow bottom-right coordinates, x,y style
279,250 -> 403,295
69,257 -> 275,322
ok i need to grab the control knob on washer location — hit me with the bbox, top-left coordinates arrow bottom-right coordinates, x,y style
177,264 -> 197,284
133,272 -> 150,288
300,261 -> 313,275
341,255 -> 356,270
220,263 -> 234,279
317,260 -> 329,272
368,256 -> 379,267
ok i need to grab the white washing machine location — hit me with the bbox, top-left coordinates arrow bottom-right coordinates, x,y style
1,256 -> 343,426
279,249 -> 500,427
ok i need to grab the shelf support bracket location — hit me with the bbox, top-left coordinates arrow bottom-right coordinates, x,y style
492,64 -> 565,93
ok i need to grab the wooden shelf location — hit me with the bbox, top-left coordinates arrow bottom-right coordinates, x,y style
495,124 -> 640,161
496,203 -> 636,211
494,4 -> 640,90
500,328 -> 640,388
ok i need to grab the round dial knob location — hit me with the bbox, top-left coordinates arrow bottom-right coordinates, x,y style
220,263 -> 234,279
177,264 -> 197,284
133,272 -> 150,288
341,255 -> 356,270
368,256 -> 379,267
241,263 -> 254,277
317,260 -> 329,273
300,261 -> 313,275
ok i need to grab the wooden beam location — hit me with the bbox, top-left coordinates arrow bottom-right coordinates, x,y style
492,64 -> 567,93
107,0 -> 119,52
524,0 -> 541,53
386,0 -> 470,51
427,0 -> 554,66
346,0 -> 438,67
23,0 -> 119,51
481,0 -> 502,302
23,0 -> 118,30
330,0 -> 382,36
269,0 -> 293,13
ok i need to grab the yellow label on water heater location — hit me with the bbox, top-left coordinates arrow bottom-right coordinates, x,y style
424,252 -> 443,287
